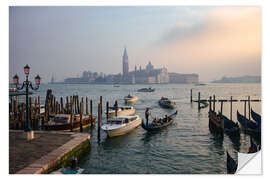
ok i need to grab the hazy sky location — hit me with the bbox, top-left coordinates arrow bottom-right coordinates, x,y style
9,6 -> 261,83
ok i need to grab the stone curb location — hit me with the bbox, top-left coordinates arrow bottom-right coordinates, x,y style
15,131 -> 90,174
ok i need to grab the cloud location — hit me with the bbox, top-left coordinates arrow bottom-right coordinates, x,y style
154,7 -> 261,81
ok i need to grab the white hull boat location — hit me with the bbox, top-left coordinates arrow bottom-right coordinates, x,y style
101,115 -> 142,137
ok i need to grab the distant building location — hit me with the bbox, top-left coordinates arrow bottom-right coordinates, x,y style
64,70 -> 100,83
169,73 -> 199,84
128,61 -> 169,84
212,76 -> 261,83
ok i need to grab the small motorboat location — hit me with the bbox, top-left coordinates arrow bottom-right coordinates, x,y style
158,97 -> 175,109
141,111 -> 178,131
101,115 -> 142,137
124,94 -> 139,104
106,106 -> 135,118
44,114 -> 96,131
137,87 -> 155,92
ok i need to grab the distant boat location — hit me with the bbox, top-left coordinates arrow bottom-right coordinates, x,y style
226,151 -> 237,174
141,111 -> 178,131
158,97 -> 175,109
101,115 -> 142,137
137,87 -> 155,92
113,84 -> 120,87
124,94 -> 139,104
194,83 -> 207,86
106,106 -> 135,118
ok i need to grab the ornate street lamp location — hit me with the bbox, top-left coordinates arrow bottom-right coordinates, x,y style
13,64 -> 41,140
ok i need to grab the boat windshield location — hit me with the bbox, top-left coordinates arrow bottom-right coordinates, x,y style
122,106 -> 132,110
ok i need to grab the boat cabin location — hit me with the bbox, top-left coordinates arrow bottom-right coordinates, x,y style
107,116 -> 137,124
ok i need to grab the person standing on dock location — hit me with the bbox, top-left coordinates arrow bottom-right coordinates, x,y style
145,108 -> 150,125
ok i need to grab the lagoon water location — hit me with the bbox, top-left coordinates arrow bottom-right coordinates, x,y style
34,83 -> 261,174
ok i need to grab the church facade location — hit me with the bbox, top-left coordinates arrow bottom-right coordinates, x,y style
121,48 -> 169,84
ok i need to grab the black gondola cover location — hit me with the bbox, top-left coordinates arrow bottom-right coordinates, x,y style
227,151 -> 237,174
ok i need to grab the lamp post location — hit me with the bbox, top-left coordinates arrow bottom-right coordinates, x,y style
13,64 -> 41,140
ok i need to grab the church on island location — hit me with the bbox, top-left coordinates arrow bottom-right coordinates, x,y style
121,47 -> 170,84
63,47 -> 199,84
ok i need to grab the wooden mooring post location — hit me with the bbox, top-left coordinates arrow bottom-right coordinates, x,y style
115,101 -> 118,117
100,96 -> 103,115
60,97 -> 64,114
86,96 -> 89,115
80,97 -> 83,132
70,96 -> 74,132
213,95 -> 216,112
209,96 -> 212,112
98,103 -> 101,140
244,100 -> 247,118
248,96 -> 251,120
220,100 -> 224,115
66,96 -> 69,114
190,89 -> 193,103
90,99 -> 93,127
230,96 -> 233,121
106,101 -> 109,121
198,92 -> 201,110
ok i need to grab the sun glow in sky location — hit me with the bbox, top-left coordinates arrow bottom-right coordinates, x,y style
9,6 -> 261,82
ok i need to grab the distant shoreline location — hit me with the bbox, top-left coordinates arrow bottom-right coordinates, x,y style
45,82 -> 261,85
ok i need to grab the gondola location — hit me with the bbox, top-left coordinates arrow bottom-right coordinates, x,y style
248,137 -> 259,153
236,111 -> 257,130
141,111 -> 178,131
251,108 -> 261,124
226,151 -> 237,174
220,114 -> 240,137
237,111 -> 260,137
158,97 -> 175,109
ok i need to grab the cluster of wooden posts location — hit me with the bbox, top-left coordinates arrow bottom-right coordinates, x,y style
44,92 -> 96,132
190,89 -> 260,112
9,96 -> 42,130
9,90 -> 97,132
190,89 -> 261,134
9,89 -> 122,140
190,89 -> 260,134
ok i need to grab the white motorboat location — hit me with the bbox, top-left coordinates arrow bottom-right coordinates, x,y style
106,106 -> 135,118
101,115 -> 142,137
